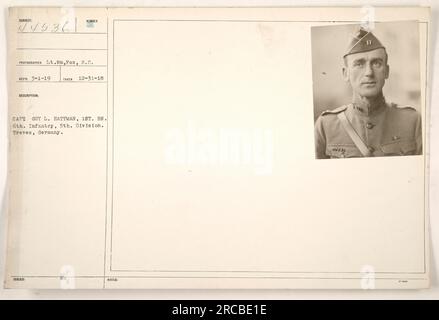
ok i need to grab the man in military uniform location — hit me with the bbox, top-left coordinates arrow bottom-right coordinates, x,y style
314,27 -> 422,159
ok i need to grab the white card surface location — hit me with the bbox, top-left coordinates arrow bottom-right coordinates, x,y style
4,7 -> 430,289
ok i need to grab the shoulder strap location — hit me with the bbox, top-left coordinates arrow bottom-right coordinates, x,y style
321,105 -> 348,116
337,111 -> 372,157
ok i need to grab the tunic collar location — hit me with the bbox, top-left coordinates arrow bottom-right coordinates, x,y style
351,96 -> 387,117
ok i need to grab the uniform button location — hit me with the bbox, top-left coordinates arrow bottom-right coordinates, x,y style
368,146 -> 375,153
366,122 -> 375,129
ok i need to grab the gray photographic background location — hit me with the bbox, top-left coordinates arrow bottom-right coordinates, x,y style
311,21 -> 422,121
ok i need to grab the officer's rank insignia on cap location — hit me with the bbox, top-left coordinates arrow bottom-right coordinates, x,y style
343,27 -> 385,57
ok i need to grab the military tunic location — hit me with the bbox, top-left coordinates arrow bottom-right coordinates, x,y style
314,101 -> 422,159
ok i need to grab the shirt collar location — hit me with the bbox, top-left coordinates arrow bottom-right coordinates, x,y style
351,96 -> 387,117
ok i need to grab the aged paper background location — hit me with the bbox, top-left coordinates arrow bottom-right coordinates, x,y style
0,2 -> 437,296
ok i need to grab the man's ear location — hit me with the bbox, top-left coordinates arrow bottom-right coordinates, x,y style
385,64 -> 390,79
342,66 -> 349,82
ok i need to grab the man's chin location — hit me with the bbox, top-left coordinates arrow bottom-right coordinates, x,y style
359,90 -> 381,99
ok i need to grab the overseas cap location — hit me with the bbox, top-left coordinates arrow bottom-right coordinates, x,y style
343,27 -> 385,58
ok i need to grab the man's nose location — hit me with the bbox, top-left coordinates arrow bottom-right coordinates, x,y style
364,62 -> 374,77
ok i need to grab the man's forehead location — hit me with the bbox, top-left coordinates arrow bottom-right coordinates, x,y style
346,48 -> 387,62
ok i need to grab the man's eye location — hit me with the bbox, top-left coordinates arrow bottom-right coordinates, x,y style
372,61 -> 382,67
353,61 -> 363,67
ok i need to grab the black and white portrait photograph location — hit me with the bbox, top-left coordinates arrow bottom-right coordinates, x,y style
312,21 -> 423,159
